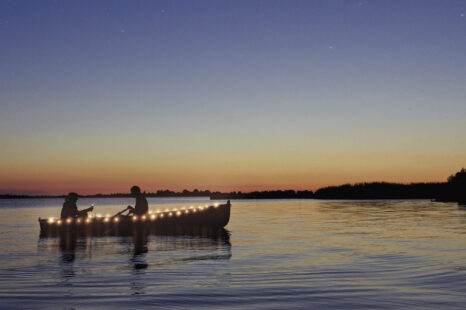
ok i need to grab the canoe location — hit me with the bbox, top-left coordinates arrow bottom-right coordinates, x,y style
39,201 -> 231,237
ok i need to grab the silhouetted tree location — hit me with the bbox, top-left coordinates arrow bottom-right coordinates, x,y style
447,168 -> 466,184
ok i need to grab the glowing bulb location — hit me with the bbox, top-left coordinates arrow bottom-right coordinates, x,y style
214,203 -> 219,208
114,217 -> 119,222
86,218 -> 91,223
184,210 -> 189,215
76,218 -> 81,224
96,214 -> 102,218
192,209 -> 197,213
176,211 -> 181,216
132,216 -> 138,221
66,218 -> 72,224
48,217 -> 55,223
168,212 -> 173,217
164,209 -> 170,212
151,214 -> 156,220
156,209 -> 161,213
148,210 -> 152,214
189,206 -> 194,209
141,215 -> 147,221
57,220 -> 62,225
104,217 -> 109,222
181,207 -> 186,210
159,214 -> 164,218
199,206 -> 204,211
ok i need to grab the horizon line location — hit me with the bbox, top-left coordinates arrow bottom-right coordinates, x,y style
0,180 -> 450,197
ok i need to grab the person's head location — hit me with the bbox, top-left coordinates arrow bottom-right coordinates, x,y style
130,185 -> 141,196
66,192 -> 78,203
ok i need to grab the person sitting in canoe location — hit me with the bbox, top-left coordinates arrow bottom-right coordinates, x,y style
60,192 -> 94,219
127,186 -> 148,216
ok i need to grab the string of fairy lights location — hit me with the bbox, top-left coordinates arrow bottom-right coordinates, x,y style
46,204 -> 221,226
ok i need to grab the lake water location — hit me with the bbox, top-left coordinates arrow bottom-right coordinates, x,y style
0,198 -> 465,309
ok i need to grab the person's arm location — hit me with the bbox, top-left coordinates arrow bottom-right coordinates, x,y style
76,206 -> 94,217
81,206 -> 94,213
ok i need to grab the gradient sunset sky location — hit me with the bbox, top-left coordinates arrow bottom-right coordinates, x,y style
1,0 -> 465,195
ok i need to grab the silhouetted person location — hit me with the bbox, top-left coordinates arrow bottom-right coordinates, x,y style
128,186 -> 148,216
60,192 -> 94,219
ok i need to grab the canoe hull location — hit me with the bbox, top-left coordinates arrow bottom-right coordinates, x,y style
39,201 -> 231,237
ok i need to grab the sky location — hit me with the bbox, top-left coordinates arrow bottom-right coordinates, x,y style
1,0 -> 465,195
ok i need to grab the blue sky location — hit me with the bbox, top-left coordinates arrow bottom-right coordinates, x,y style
1,0 -> 465,194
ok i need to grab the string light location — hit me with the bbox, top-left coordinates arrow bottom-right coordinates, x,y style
47,202 -> 225,227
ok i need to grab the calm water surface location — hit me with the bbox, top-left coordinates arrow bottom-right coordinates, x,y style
0,198 -> 465,309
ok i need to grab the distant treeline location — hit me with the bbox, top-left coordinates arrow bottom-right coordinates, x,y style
210,190 -> 314,200
0,189 -> 212,199
208,183 -> 457,200
314,169 -> 465,202
1,169 -> 464,202
0,194 -> 66,199
313,182 -> 447,199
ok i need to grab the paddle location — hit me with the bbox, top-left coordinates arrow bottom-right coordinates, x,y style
77,205 -> 94,217
112,205 -> 133,218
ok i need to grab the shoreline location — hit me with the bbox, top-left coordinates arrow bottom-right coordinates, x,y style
1,176 -> 463,202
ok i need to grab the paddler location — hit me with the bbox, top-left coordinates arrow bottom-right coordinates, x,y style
60,192 -> 94,219
128,186 -> 148,216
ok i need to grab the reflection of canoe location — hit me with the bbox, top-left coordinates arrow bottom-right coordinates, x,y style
39,201 -> 231,237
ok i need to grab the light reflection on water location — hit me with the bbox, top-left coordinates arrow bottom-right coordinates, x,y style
0,198 -> 465,309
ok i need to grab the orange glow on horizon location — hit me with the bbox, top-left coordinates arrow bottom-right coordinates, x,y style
0,168 -> 457,195
0,139 -> 464,195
